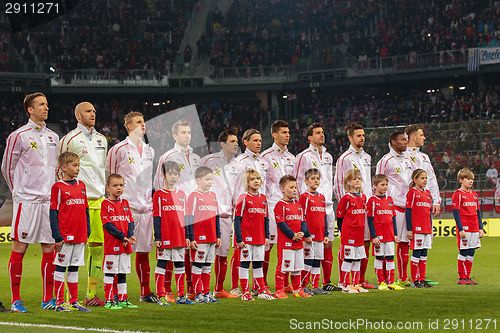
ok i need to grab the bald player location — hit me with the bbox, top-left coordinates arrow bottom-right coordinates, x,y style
59,102 -> 108,306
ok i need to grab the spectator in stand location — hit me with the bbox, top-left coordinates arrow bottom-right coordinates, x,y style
486,164 -> 498,188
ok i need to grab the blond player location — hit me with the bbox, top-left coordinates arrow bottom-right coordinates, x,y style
334,122 -> 373,290
1,92 -> 59,312
376,131 -> 413,287
200,130 -> 239,299
153,119 -> 201,298
227,128 -> 269,296
106,112 -> 157,303
294,123 -> 335,292
58,101 -> 108,306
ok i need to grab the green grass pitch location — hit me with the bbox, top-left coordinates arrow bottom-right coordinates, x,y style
0,238 -> 499,333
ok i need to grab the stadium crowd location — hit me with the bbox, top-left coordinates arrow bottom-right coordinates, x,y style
338,0 -> 500,64
6,0 -> 195,73
2,0 -> 499,73
201,0 -> 500,68
200,0 -> 381,68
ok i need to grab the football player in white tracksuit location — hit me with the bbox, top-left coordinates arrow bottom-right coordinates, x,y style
200,130 -> 239,299
58,101 -> 108,306
334,123 -> 374,290
261,120 -> 295,292
228,129 -> 269,295
106,112 -> 158,303
405,124 -> 442,285
376,131 -> 413,287
1,92 -> 59,312
294,123 -> 335,292
153,119 -> 201,298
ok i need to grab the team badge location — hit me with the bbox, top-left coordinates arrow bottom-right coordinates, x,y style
30,142 -> 38,150
312,161 -> 318,168
416,239 -> 423,247
374,245 -> 381,253
462,239 -> 468,246
158,249 -> 164,256
48,136 -> 54,142
214,168 -> 221,176
106,261 -> 113,270
284,260 -> 291,268
179,163 -> 185,170
21,232 -> 28,239
395,167 -> 401,174
410,156 -> 417,163
58,253 -> 66,263
304,248 -> 310,256
273,161 -> 279,169
197,251 -> 205,260
97,139 -> 102,146
128,156 -> 135,164
242,249 -> 249,258
270,235 -> 275,241
344,248 -> 351,256
353,164 -> 359,170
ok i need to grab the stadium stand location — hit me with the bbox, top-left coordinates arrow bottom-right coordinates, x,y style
5,0 -> 196,73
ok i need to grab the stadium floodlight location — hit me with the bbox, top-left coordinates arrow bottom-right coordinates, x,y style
282,95 -> 288,99
49,66 -> 56,73
459,86 -> 466,90
153,102 -> 160,106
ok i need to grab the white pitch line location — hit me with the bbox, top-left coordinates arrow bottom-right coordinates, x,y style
0,321 -> 161,333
